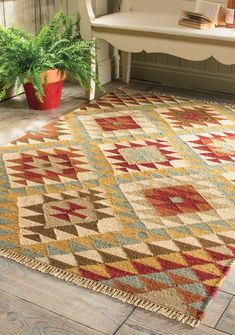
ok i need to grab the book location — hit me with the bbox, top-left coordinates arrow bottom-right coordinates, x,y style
179,10 -> 216,29
179,18 -> 215,29
178,1 -> 226,29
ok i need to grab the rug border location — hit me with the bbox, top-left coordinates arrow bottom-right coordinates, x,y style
0,248 -> 200,328
2,89 -> 235,329
122,87 -> 235,109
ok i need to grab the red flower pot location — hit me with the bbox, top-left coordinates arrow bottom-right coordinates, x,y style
24,69 -> 66,110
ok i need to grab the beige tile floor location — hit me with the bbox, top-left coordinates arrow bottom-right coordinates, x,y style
0,81 -> 234,335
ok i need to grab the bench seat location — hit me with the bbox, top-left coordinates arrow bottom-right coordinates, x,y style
92,12 -> 235,43
79,0 -> 235,100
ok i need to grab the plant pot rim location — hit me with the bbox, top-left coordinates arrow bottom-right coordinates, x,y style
27,69 -> 66,85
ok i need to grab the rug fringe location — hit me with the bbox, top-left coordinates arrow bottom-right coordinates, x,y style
122,87 -> 235,109
0,248 -> 200,328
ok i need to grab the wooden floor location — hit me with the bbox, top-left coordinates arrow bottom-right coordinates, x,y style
0,81 -> 235,335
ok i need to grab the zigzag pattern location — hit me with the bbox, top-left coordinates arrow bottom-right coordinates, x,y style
158,105 -> 233,130
3,146 -> 96,187
0,89 -> 235,324
11,116 -> 73,145
181,131 -> 235,165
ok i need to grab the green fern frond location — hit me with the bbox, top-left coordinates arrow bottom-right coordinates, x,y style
0,11 -> 99,101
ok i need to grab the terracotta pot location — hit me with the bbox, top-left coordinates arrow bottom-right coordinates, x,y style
24,69 -> 66,110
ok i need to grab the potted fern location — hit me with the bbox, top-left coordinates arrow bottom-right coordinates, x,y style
0,12 -> 97,110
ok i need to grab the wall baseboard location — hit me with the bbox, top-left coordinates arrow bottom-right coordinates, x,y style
131,60 -> 235,94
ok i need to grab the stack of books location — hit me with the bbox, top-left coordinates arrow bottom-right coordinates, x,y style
178,0 -> 226,29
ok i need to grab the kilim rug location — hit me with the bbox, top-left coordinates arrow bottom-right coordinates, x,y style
0,90 -> 235,327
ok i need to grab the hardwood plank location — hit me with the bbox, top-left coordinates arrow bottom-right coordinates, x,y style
0,289 -> 103,335
220,266 -> 235,295
0,257 -> 134,335
115,308 -> 228,335
202,291 -> 233,328
216,297 -> 235,335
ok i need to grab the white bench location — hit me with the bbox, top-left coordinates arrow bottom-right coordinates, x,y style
79,0 -> 235,100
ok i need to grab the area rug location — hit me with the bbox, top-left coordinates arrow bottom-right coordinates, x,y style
0,90 -> 235,327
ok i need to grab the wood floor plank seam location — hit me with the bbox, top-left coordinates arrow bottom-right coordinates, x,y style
214,296 -> 234,329
218,288 -> 235,296
112,307 -> 136,335
0,257 -> 134,334
0,289 -> 106,335
0,285 -> 106,335
206,323 -> 233,335
215,298 -> 235,334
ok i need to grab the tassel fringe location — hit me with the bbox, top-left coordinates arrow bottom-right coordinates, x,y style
122,87 -> 235,108
0,248 -> 200,328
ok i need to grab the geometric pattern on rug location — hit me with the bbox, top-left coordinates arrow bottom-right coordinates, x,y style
181,131 -> 235,165
120,174 -> 235,229
17,189 -> 121,245
0,89 -> 235,327
77,110 -> 162,141
10,116 -> 74,145
99,138 -> 188,174
157,105 -> 234,130
83,91 -> 189,109
222,171 -> 235,186
3,146 -> 96,187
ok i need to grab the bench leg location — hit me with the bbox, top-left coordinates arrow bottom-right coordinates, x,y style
121,51 -> 132,83
114,48 -> 120,79
85,79 -> 95,101
85,42 -> 96,101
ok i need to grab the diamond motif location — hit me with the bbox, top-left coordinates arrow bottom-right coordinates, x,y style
158,105 -> 234,130
77,110 -> 161,141
17,189 -> 121,245
3,146 -> 95,187
99,138 -> 187,174
144,185 -> 213,217
120,174 -> 235,229
95,116 -> 141,131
